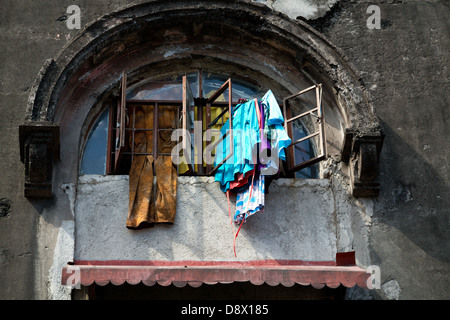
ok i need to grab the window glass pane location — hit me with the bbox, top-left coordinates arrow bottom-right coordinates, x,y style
126,73 -> 199,100
126,80 -> 182,100
126,72 -> 261,102
285,89 -> 319,178
202,72 -> 263,101
80,108 -> 109,175
291,120 -> 319,179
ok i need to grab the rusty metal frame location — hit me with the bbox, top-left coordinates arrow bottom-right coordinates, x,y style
114,71 -> 127,172
205,78 -> 233,176
105,102 -> 115,174
283,83 -> 327,173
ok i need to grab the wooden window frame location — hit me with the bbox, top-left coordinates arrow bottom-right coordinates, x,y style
108,72 -> 326,177
123,101 -> 181,156
110,72 -> 234,176
110,72 -> 183,174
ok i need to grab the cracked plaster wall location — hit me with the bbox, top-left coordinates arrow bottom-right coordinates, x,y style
1,0 -> 449,300
73,172 -> 372,262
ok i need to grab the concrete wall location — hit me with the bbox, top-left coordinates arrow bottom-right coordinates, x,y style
0,0 -> 449,300
318,0 -> 450,300
74,176 -> 338,262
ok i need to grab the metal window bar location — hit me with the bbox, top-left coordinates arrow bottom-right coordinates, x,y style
182,75 -> 194,173
131,103 -> 136,163
106,103 -> 114,174
283,83 -> 327,173
123,103 -> 181,163
204,104 -> 227,174
153,102 -> 159,160
205,78 -> 233,176
205,103 -> 212,174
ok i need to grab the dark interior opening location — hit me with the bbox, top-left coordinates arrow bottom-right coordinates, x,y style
81,282 -> 347,300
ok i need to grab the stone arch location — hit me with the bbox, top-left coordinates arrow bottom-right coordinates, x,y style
19,0 -> 383,198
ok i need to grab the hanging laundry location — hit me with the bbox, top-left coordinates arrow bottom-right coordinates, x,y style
259,98 -> 270,165
214,89 -> 291,201
260,90 -> 292,168
235,173 -> 265,223
213,90 -> 291,256
214,98 -> 260,193
229,168 -> 255,193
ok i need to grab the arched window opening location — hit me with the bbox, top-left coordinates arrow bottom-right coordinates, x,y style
80,70 -> 322,179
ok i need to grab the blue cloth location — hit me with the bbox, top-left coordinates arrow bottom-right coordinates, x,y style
235,174 -> 265,223
214,99 -> 260,192
263,90 -> 283,126
214,91 -> 291,192
261,90 -> 291,162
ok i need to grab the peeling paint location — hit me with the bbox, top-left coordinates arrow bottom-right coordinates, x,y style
163,46 -> 190,58
382,279 -> 401,300
61,183 -> 76,218
254,0 -> 339,20
48,220 -> 74,300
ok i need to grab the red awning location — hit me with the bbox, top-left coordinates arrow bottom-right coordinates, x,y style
61,253 -> 372,289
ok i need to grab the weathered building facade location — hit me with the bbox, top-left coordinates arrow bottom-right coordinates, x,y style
0,0 -> 449,300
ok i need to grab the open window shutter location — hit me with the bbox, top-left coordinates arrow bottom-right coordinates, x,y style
205,78 -> 233,175
182,75 -> 195,173
114,71 -> 127,172
283,83 -> 327,173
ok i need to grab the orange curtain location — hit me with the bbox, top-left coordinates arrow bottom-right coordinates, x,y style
126,105 -> 178,229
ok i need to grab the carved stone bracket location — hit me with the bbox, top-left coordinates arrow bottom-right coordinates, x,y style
341,129 -> 384,197
19,122 -> 60,198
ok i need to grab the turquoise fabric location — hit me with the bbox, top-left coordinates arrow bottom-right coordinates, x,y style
263,90 -> 284,126
261,90 -> 291,161
214,99 -> 260,192
214,90 -> 291,192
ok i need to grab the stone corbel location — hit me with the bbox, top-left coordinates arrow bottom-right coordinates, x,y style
19,122 -> 60,198
341,129 -> 384,197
